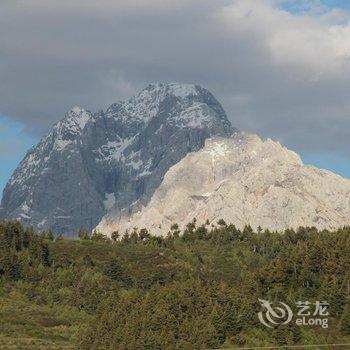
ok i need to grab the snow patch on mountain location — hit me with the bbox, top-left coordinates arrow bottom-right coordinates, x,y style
96,137 -> 136,162
165,82 -> 198,98
175,103 -> 215,129
55,107 -> 92,135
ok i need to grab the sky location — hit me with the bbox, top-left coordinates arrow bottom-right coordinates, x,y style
281,0 -> 350,13
0,115 -> 37,192
1,0 -> 350,194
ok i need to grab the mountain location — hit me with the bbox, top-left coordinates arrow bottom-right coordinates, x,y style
0,83 -> 235,235
97,133 -> 350,236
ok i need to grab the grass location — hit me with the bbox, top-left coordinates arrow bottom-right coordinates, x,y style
0,286 -> 89,349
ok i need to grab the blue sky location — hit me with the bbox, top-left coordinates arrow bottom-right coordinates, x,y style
301,154 -> 350,178
322,0 -> 350,7
0,115 -> 38,195
281,0 -> 350,13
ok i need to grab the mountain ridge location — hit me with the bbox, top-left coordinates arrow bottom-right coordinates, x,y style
1,82 -> 235,235
97,133 -> 350,236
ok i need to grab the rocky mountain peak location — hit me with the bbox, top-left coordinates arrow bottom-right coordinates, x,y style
1,83 -> 235,235
55,107 -> 92,136
143,82 -> 199,100
97,133 -> 350,236
104,82 -> 232,132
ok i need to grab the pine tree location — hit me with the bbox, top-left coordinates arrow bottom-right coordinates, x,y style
46,229 -> 55,241
91,229 -> 107,242
78,228 -> 90,240
111,230 -> 120,242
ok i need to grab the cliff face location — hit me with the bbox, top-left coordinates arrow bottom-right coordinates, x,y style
97,133 -> 350,236
1,83 -> 235,235
5,82 -> 348,238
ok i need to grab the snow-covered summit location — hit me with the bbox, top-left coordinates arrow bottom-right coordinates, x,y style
55,107 -> 92,135
104,82 -> 231,131
1,83 -> 234,235
146,82 -> 199,98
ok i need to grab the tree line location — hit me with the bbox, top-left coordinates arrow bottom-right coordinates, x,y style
0,219 -> 349,349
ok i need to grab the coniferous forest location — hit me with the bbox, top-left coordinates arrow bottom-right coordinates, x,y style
0,220 -> 349,349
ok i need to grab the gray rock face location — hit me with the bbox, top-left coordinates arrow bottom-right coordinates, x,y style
0,83 -> 235,236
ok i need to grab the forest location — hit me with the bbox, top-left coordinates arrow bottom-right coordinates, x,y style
0,220 -> 349,349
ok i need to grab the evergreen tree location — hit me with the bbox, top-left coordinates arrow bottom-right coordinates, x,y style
111,230 -> 119,242
46,229 -> 55,241
78,228 -> 90,240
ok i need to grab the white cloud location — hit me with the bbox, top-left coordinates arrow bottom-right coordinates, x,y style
219,0 -> 350,76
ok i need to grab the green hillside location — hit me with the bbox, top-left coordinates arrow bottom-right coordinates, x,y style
0,221 -> 349,349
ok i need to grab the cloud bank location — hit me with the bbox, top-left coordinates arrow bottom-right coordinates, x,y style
1,0 -> 350,156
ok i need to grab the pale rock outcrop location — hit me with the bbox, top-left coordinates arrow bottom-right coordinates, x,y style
97,133 -> 350,236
